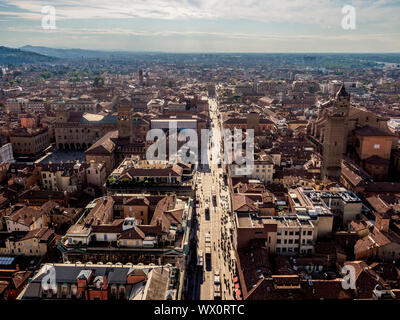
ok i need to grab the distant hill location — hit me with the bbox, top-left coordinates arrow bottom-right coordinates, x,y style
20,45 -> 140,60
0,46 -> 58,65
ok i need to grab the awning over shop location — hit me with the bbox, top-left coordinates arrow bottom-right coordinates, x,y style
235,289 -> 242,299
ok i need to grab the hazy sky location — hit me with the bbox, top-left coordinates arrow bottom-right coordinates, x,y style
0,0 -> 399,52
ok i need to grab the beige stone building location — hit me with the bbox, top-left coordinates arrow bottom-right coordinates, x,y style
235,213 -> 316,256
86,161 -> 107,188
55,110 -> 118,151
0,227 -> 55,256
10,127 -> 50,156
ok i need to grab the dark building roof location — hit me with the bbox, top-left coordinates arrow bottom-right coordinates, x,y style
336,84 -> 350,98
364,155 -> 390,165
354,125 -> 393,137
365,182 -> 400,194
224,118 -> 274,125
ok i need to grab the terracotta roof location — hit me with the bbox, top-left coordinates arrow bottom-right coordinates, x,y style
39,200 -> 59,214
236,245 -> 272,294
354,228 -> 393,257
0,281 -> 8,295
85,130 -> 118,155
137,224 -> 162,235
165,209 -> 183,225
7,207 -> 42,227
84,196 -> 114,226
366,196 -> 391,214
341,160 -> 370,187
19,227 -> 54,242
232,194 -> 258,212
369,262 -> 400,282
125,197 -> 150,206
150,196 -> 176,232
126,165 -> 183,178
344,261 -> 389,299
349,220 -> 372,232
91,219 -> 124,233
119,227 -> 145,240
245,277 -> 353,300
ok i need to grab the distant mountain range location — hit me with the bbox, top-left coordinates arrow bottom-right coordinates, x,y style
0,46 -> 58,65
20,45 -> 146,60
1,45 -> 399,66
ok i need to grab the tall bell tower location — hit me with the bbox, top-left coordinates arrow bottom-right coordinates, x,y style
320,85 -> 350,180
118,97 -> 132,139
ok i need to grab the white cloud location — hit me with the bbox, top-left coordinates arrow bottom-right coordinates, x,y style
6,25 -> 400,43
1,0 -> 398,28
1,0 -> 399,52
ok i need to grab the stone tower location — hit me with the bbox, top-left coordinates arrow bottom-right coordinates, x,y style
117,97 -> 132,139
247,112 -> 260,135
320,85 -> 350,180
55,109 -> 69,123
138,69 -> 144,85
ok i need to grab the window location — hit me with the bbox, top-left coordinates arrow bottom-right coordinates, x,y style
289,231 -> 293,236
277,239 -> 281,244
374,144 -> 380,149
307,231 -> 312,236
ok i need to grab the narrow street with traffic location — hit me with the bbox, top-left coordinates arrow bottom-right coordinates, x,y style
186,98 -> 237,300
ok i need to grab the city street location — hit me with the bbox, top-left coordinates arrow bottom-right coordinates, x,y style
187,98 -> 237,300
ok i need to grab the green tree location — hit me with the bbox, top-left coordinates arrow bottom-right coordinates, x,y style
93,76 -> 105,87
